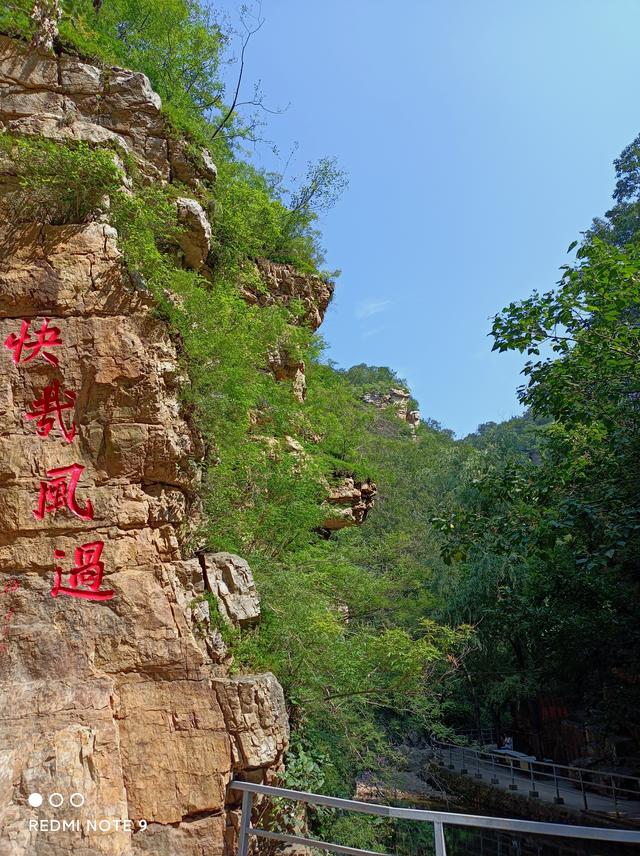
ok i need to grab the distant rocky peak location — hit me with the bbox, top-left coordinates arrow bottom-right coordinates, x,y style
362,387 -> 421,435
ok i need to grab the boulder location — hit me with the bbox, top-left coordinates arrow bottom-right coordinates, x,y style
268,347 -> 307,402
407,410 -> 421,429
176,196 -> 212,271
322,476 -> 377,530
203,553 -> 261,627
242,258 -> 334,331
169,139 -> 218,188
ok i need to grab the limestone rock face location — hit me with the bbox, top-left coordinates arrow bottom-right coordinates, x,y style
407,410 -> 421,430
388,387 -> 411,420
0,171 -> 284,856
0,32 -> 371,855
176,197 -> 212,271
214,674 -> 288,775
203,553 -> 261,628
244,258 -> 334,331
169,139 -> 218,188
215,674 -> 290,856
0,35 -> 216,188
322,477 -> 377,531
362,387 -> 421,434
267,347 -> 307,402
363,387 -> 410,418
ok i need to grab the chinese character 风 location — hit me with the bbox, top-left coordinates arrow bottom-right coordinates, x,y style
33,463 -> 93,522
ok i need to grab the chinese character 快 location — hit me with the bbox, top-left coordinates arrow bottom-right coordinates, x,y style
4,319 -> 63,367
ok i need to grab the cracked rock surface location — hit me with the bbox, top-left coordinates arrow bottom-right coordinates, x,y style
0,38 -> 289,856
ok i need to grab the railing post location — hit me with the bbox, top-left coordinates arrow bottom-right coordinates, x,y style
579,770 -> 588,811
461,747 -> 468,775
509,758 -> 518,791
553,765 -> 564,805
529,764 -> 539,799
228,775 -> 640,854
491,752 -> 499,784
448,745 -> 454,770
611,774 -> 619,815
237,789 -> 253,856
434,820 -> 447,856
475,750 -> 483,779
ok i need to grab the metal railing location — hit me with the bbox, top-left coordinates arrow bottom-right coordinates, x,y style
453,726 -> 497,745
432,738 -> 640,813
231,780 -> 640,856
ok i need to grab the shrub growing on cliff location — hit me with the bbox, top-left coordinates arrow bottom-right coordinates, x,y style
0,9 -> 470,839
0,135 -> 122,223
106,163 -> 343,559
0,0 -> 345,276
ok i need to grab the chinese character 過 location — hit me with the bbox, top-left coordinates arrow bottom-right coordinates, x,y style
2,580 -> 19,595
33,463 -> 93,522
4,318 -> 63,367
25,380 -> 77,444
51,541 -> 114,601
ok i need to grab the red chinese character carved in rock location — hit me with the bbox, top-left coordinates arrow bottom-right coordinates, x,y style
33,463 -> 93,522
4,318 -> 63,367
25,380 -> 77,443
2,609 -> 14,635
51,542 -> 114,601
2,580 -> 19,595
0,591 -> 18,656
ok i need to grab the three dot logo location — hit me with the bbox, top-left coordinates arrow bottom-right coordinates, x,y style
28,792 -> 85,808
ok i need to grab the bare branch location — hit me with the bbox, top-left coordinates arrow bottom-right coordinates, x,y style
210,5 -> 265,141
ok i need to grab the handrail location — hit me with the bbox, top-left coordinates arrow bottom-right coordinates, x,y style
431,738 -> 640,815
434,737 -> 640,788
231,780 -> 640,856
431,738 -> 640,816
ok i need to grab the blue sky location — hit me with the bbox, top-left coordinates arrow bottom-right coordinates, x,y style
211,1 -> 640,436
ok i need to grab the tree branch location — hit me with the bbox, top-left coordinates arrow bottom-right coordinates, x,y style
210,4 -> 265,141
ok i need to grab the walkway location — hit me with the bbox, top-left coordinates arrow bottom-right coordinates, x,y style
433,742 -> 640,822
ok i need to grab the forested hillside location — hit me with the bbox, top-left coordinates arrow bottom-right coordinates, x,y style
2,2 -> 639,853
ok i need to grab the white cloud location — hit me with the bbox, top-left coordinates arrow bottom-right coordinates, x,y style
355,299 -> 391,320
361,326 -> 386,339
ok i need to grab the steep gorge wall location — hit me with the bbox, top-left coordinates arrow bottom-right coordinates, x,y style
0,37 -> 295,856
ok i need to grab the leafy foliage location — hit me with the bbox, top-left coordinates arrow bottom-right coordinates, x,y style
0,135 -> 122,223
10,1 -> 640,845
435,141 -> 640,745
102,142 -> 468,807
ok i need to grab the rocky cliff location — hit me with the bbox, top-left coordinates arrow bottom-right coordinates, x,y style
0,215 -> 291,856
322,477 -> 377,531
0,36 -> 298,856
362,387 -> 421,435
